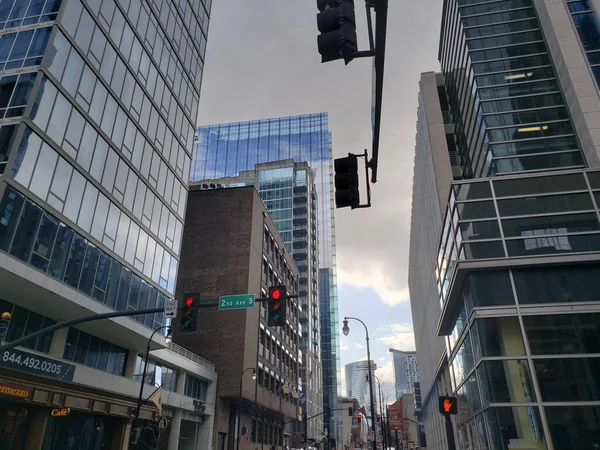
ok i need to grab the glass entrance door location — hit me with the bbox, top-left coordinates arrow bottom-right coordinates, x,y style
0,403 -> 32,450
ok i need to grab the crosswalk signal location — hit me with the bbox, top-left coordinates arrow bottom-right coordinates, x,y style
180,294 -> 197,332
316,0 -> 358,65
438,396 -> 458,415
334,154 -> 360,209
267,285 -> 287,327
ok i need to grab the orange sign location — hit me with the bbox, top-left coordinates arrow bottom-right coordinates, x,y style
444,398 -> 451,412
51,408 -> 70,417
438,396 -> 458,415
0,381 -> 31,399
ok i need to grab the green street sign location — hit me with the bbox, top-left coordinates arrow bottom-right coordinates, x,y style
219,294 -> 255,310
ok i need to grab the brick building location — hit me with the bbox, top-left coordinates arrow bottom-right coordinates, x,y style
173,186 -> 301,449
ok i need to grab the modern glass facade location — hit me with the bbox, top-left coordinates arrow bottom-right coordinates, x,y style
410,0 -> 600,448
344,360 -> 378,423
0,0 -> 215,448
192,113 -> 342,440
440,0 -> 586,179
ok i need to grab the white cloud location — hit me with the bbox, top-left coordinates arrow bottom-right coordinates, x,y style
353,342 -> 365,349
377,357 -> 386,361
376,322 -> 416,351
338,262 -> 411,307
340,344 -> 349,351
374,360 -> 395,383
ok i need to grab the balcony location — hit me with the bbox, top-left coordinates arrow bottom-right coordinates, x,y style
436,169 -> 600,335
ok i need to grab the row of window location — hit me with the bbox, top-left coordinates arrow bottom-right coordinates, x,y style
259,327 -> 299,380
0,183 -> 169,329
250,419 -> 284,446
0,298 -> 55,353
31,75 -> 185,254
47,28 -> 191,203
64,327 -> 128,376
256,365 -> 298,406
0,0 -> 60,31
566,1 -> 600,89
134,355 -> 178,392
0,25 -> 51,71
12,127 -> 179,293
0,71 -> 36,120
62,1 -> 197,149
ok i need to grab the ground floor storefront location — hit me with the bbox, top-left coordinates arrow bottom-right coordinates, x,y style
0,373 -> 145,450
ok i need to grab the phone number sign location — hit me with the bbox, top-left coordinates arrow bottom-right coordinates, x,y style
0,349 -> 76,382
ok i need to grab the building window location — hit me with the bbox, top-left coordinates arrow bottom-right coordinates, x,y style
134,355 -> 178,392
63,327 -> 127,375
184,374 -> 207,400
0,298 -> 55,353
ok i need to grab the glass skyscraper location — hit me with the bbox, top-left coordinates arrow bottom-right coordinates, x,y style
0,0 -> 217,448
192,113 -> 342,441
410,1 -> 600,449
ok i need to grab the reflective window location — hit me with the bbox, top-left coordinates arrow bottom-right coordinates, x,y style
493,173 -> 588,197
464,272 -> 514,310
535,357 -> 600,402
457,373 -> 482,421
490,135 -> 579,157
63,327 -> 127,375
487,121 -> 574,142
0,184 -> 170,330
473,317 -> 525,357
0,71 -> 36,118
184,374 -> 208,400
501,212 -> 600,237
478,360 -> 535,405
0,298 -> 55,353
545,406 -> 600,450
0,26 -> 50,70
523,313 -> 600,354
134,355 -> 178,392
486,407 -> 546,450
513,264 -> 600,304
0,0 -> 61,30
452,332 -> 475,385
497,192 -> 594,216
456,201 -> 496,220
454,181 -> 492,201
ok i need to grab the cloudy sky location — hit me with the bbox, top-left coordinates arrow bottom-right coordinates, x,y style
196,0 -> 444,392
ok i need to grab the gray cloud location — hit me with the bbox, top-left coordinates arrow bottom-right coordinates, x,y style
197,0 -> 444,306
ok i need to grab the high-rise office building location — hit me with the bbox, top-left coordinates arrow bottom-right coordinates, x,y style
192,113 -> 342,441
173,186 -> 301,450
410,1 -> 600,449
0,0 -> 217,448
344,360 -> 377,421
389,348 -> 419,398
195,159 -> 323,439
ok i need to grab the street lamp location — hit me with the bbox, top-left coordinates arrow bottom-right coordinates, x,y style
237,367 -> 257,450
373,374 -> 388,450
342,316 -> 377,450
134,325 -> 172,421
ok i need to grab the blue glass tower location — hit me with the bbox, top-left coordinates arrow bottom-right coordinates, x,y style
192,113 -> 342,440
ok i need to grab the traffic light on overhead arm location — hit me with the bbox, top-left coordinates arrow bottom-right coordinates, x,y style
267,285 -> 287,327
316,0 -> 358,65
180,294 -> 197,332
334,154 -> 360,209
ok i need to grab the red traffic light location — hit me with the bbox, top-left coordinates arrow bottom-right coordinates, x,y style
376,413 -> 381,419
356,414 -> 362,420
185,296 -> 193,307
271,289 -> 281,300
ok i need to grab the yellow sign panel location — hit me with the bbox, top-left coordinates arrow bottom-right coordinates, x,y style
51,408 -> 70,417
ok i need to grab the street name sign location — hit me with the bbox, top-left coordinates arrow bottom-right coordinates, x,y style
219,294 -> 255,310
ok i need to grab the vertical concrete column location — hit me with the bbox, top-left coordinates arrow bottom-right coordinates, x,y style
48,327 -> 69,358
125,349 -> 140,378
176,370 -> 186,394
168,410 -> 183,450
24,411 -> 47,450
116,420 -> 132,450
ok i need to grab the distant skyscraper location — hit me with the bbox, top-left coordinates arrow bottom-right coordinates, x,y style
345,360 -> 378,418
410,1 -> 600,449
191,113 -> 342,440
389,349 -> 419,398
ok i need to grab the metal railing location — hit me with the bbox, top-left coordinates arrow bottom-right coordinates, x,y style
168,342 -> 217,372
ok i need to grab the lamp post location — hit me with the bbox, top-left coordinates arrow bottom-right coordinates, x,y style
342,317 -> 377,450
134,325 -> 172,421
236,367 -> 256,450
373,374 -> 387,450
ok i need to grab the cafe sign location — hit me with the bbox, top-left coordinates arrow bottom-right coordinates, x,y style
0,380 -> 32,399
51,408 -> 70,417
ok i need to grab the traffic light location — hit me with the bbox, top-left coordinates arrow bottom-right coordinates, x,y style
180,294 -> 197,332
438,395 -> 458,415
356,413 -> 362,420
316,0 -> 358,65
334,154 -> 360,209
376,413 -> 381,421
348,407 -> 353,416
267,285 -> 287,327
